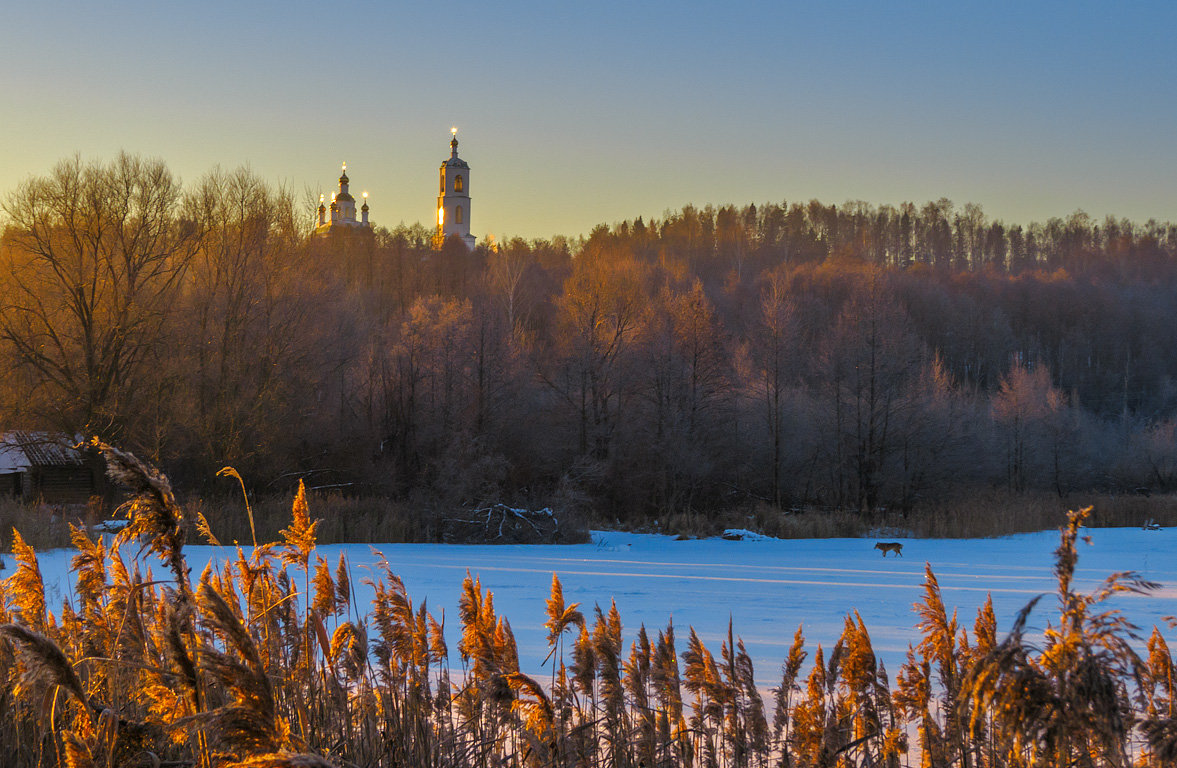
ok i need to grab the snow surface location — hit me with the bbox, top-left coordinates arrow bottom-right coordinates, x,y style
27,526 -> 1177,688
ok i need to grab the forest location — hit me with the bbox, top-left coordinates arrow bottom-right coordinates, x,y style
3,153 -> 1177,525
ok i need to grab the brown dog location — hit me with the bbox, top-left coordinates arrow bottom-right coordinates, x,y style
874,541 -> 903,557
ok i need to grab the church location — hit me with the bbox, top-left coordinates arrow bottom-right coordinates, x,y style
313,130 -> 476,250
434,128 -> 476,250
314,161 -> 369,234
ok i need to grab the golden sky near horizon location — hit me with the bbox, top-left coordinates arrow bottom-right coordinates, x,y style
2,1 -> 1174,239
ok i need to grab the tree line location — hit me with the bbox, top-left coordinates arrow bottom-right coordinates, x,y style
3,153 -> 1177,519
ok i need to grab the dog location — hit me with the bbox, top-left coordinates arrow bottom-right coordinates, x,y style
874,541 -> 903,557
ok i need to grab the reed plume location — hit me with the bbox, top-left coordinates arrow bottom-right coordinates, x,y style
5,529 -> 47,633
593,601 -> 626,755
61,730 -> 96,768
333,553 -> 351,617
961,507 -> 1155,767
310,557 -> 335,620
772,623 -> 807,762
0,622 -> 91,711
544,573 -> 584,648
216,466 -> 255,548
279,480 -> 318,573
196,580 -> 291,759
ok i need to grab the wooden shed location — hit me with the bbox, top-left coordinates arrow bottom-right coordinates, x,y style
0,432 -> 98,504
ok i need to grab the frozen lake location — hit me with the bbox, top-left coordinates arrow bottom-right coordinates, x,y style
33,525 -> 1177,688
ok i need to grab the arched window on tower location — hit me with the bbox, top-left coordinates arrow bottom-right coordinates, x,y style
440,174 -> 445,194
456,206 -> 463,225
454,175 -> 464,193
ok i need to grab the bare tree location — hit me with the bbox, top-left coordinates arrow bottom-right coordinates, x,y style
546,243 -> 645,459
485,237 -> 532,342
820,275 -> 926,512
747,268 -> 800,507
991,359 -> 1072,493
177,166 -> 325,471
0,153 -> 197,439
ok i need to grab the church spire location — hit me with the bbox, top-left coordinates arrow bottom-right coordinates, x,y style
436,127 -> 474,250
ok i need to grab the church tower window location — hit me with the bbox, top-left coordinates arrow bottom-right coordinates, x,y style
455,175 -> 464,193
455,205 -> 463,224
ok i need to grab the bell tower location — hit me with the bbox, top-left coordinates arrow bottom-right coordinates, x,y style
435,128 -> 475,250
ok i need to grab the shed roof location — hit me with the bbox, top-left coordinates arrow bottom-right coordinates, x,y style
0,432 -> 86,471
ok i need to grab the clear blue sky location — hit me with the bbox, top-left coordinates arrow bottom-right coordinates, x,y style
2,1 -> 1174,239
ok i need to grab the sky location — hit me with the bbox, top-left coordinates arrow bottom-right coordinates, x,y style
2,0 -> 1174,240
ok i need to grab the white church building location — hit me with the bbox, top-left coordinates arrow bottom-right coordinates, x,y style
314,163 -> 370,235
313,130 -> 476,250
435,128 -> 476,250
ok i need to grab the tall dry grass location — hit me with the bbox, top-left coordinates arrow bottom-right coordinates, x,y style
907,489 -> 1177,538
0,444 -> 1175,767
737,489 -> 1177,541
191,492 -> 438,547
0,497 -> 95,552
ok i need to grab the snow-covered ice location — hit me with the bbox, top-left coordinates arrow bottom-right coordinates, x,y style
27,526 -> 1177,687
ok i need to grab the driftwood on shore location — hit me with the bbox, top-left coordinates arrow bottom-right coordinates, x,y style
440,503 -> 585,544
